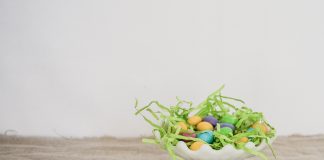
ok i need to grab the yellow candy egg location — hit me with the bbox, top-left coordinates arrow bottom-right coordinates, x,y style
252,122 -> 268,133
188,116 -> 202,125
190,141 -> 205,151
196,122 -> 213,131
238,137 -> 249,143
177,122 -> 188,131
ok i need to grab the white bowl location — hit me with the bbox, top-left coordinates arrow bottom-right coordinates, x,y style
174,137 -> 276,160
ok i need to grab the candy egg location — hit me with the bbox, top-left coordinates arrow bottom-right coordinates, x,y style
197,131 -> 214,144
247,128 -> 255,140
181,132 -> 196,142
177,122 -> 188,132
203,116 -> 218,127
220,115 -> 238,125
196,122 -> 213,131
181,132 -> 196,138
238,137 -> 249,143
188,116 -> 202,125
190,141 -> 205,151
219,127 -> 233,136
247,128 -> 254,132
252,122 -> 268,133
220,123 -> 235,131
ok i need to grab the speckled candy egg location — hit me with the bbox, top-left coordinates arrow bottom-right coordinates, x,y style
220,123 -> 235,131
196,122 -> 213,131
182,132 -> 196,138
247,128 -> 254,132
247,128 -> 255,140
203,116 -> 218,127
177,122 -> 188,132
197,131 -> 214,144
219,127 -> 233,136
252,122 -> 268,133
181,132 -> 196,142
220,115 -> 238,125
238,137 -> 249,143
187,116 -> 202,125
190,141 -> 205,151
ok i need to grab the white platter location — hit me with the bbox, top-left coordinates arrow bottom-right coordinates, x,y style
174,136 -> 276,160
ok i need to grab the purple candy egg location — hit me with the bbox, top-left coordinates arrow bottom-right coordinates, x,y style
220,123 -> 235,131
203,116 -> 218,127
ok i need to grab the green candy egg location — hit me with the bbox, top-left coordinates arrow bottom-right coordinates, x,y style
220,115 -> 238,125
219,127 -> 233,136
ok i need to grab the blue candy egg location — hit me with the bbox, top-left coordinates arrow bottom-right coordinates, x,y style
247,128 -> 255,132
247,128 -> 255,140
197,131 -> 214,144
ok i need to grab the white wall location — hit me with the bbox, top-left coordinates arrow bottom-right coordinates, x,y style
1,0 -> 324,137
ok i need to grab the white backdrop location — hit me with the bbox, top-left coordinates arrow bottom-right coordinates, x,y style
1,0 -> 324,137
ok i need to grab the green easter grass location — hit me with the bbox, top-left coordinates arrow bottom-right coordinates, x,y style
134,85 -> 276,160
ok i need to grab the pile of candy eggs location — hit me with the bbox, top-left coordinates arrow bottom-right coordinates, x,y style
177,115 -> 270,151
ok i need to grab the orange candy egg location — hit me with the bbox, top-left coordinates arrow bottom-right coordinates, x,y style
238,137 -> 249,143
252,122 -> 268,133
177,122 -> 188,132
188,116 -> 202,125
190,141 -> 205,151
196,122 -> 213,131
